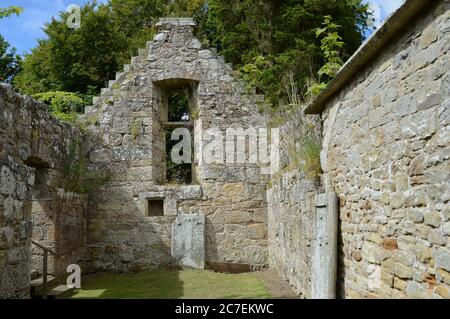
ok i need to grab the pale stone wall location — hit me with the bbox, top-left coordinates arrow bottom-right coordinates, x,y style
0,161 -> 32,298
320,2 -> 449,298
0,84 -> 86,298
84,18 -> 268,272
267,171 -> 319,298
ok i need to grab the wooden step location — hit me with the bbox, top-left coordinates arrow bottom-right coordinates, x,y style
31,276 -> 56,287
48,285 -> 74,297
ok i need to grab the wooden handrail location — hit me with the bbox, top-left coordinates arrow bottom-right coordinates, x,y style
31,240 -> 58,299
31,240 -> 57,256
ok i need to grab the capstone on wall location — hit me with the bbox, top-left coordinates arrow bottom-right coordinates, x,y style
320,1 -> 449,298
84,18 -> 269,272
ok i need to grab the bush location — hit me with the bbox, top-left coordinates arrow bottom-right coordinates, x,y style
33,91 -> 86,123
277,73 -> 323,180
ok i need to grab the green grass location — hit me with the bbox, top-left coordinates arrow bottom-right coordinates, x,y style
63,269 -> 272,299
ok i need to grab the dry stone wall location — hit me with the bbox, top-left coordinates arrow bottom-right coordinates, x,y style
0,84 -> 87,298
83,18 -> 269,272
319,1 -> 450,298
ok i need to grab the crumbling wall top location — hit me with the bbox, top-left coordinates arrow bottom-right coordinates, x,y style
156,18 -> 196,31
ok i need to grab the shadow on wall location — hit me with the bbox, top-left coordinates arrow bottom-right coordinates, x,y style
205,217 -> 218,262
337,216 -> 346,298
27,157 -> 88,281
84,182 -> 178,273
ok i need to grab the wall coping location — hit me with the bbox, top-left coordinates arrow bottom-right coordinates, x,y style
304,0 -> 431,115
156,18 -> 196,31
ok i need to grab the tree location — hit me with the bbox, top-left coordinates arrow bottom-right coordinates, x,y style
307,15 -> 345,97
14,0 -> 368,110
205,0 -> 368,106
0,35 -> 21,83
15,1 -> 170,95
0,6 -> 22,19
0,6 -> 23,83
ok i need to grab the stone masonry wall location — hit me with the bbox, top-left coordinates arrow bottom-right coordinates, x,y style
32,187 -> 87,280
0,84 -> 87,298
267,171 -> 319,298
83,18 -> 268,272
320,1 -> 449,298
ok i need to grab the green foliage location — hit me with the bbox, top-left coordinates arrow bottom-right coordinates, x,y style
166,129 -> 192,184
0,6 -> 23,83
63,139 -> 110,194
131,120 -> 142,141
206,0 -> 368,107
0,6 -> 23,19
307,15 -> 345,98
164,0 -> 206,17
296,131 -> 322,180
168,91 -> 190,122
15,1 -> 165,95
13,0 -> 368,111
276,74 -> 323,180
33,91 -> 86,123
0,35 -> 21,83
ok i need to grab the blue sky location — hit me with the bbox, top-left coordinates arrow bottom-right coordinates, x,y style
0,0 -> 404,56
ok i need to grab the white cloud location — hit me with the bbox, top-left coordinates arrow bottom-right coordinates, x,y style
371,0 -> 404,16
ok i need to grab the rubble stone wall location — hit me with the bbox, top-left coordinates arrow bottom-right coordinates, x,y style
320,2 -> 449,298
84,18 -> 269,272
0,84 -> 86,298
267,170 -> 319,298
31,187 -> 87,279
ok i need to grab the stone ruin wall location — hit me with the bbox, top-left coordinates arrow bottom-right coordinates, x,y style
83,18 -> 269,273
266,117 -> 322,298
320,1 -> 450,298
266,1 -> 449,299
1,3 -> 448,299
32,189 -> 87,279
0,84 -> 87,298
267,169 -> 320,298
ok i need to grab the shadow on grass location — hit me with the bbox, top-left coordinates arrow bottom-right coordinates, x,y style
63,269 -> 272,299
65,270 -> 184,299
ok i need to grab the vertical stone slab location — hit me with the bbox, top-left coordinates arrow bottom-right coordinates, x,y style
312,192 -> 338,299
171,213 -> 205,269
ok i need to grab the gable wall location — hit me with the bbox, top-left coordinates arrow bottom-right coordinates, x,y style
84,19 -> 269,272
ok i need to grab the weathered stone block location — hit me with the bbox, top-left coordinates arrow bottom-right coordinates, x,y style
172,213 -> 205,269
434,250 -> 450,272
424,211 -> 443,228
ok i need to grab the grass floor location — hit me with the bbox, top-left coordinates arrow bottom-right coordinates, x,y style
64,269 -> 272,299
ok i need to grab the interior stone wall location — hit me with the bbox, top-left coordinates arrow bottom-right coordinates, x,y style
83,18 -> 269,272
266,0 -> 449,300
267,171 -> 319,298
320,1 -> 449,298
31,186 -> 87,280
0,84 -> 87,298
